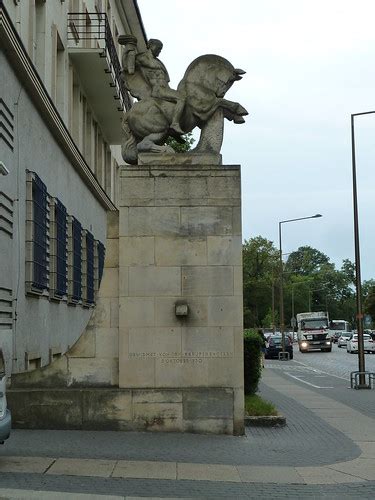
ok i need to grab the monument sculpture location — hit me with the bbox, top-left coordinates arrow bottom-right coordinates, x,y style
119,36 -> 248,164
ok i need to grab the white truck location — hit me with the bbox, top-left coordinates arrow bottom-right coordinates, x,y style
297,311 -> 332,353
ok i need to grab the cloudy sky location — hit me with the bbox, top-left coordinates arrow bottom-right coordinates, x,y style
138,0 -> 375,280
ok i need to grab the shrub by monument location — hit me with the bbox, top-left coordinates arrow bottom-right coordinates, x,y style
244,329 -> 262,394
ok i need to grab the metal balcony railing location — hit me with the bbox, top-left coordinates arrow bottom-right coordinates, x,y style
67,12 -> 131,111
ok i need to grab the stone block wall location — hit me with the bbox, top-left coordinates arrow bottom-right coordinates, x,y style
118,162 -> 244,434
9,162 -> 245,435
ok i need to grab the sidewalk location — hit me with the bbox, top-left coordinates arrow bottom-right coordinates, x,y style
1,365 -> 375,498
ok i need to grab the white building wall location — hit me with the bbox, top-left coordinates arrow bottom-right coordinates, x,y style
1,0 -> 146,377
3,0 -> 136,205
1,53 -> 107,374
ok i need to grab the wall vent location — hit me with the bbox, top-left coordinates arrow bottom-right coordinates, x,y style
0,98 -> 14,151
0,287 -> 13,329
0,191 -> 13,238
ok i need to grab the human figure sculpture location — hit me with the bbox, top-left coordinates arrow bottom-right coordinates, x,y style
134,39 -> 185,136
119,36 -> 248,165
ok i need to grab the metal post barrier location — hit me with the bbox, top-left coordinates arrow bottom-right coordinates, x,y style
350,371 -> 374,389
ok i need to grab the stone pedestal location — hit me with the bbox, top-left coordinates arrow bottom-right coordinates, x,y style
118,161 -> 244,434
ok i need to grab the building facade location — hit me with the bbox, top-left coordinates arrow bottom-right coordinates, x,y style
0,0 -> 146,376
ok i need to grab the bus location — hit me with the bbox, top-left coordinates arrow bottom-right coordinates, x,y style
329,320 -> 351,343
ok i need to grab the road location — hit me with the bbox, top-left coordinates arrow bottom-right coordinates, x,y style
265,341 -> 375,421
293,341 -> 375,380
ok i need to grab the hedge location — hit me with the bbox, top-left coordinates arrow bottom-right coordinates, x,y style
244,329 -> 262,394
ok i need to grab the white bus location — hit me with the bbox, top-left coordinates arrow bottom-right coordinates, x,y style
329,320 -> 351,343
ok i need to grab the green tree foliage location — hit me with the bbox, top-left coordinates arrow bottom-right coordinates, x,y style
165,132 -> 195,152
284,245 -> 333,276
243,237 -> 279,328
364,279 -> 375,322
243,238 -> 359,329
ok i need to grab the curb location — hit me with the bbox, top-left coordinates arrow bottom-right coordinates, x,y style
245,415 -> 286,427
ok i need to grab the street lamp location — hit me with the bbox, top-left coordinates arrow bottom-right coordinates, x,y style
279,214 -> 322,358
351,111 -> 375,387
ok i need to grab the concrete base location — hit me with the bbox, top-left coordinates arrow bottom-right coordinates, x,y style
8,387 -> 235,434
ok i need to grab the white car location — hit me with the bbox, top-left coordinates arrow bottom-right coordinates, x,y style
346,333 -> 375,354
337,334 -> 351,348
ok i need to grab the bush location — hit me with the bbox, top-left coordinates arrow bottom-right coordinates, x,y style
244,329 -> 262,394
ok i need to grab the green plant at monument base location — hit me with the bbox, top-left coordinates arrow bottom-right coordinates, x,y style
166,132 -> 195,152
245,394 -> 278,416
243,329 -> 262,395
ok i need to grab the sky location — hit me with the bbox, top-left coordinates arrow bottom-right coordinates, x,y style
137,0 -> 375,280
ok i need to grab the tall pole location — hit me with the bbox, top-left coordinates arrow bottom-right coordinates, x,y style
271,273 -> 275,334
291,285 -> 295,338
291,286 -> 295,324
278,214 -> 322,359
279,222 -> 285,353
350,112 -> 375,386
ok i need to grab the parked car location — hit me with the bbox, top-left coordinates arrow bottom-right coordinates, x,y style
346,333 -> 375,354
0,349 -> 11,444
337,334 -> 352,348
265,333 -> 293,360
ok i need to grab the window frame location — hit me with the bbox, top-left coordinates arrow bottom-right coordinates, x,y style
25,171 -> 50,296
49,197 -> 68,300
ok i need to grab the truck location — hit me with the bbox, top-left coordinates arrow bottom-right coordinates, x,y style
296,311 -> 332,353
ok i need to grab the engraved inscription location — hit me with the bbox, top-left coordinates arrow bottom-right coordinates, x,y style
161,358 -> 203,364
128,351 -> 233,359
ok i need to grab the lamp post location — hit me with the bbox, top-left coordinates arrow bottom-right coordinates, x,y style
279,214 -> 322,357
351,111 -> 375,387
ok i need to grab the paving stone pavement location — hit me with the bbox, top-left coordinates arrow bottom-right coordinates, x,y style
1,381 -> 360,467
0,364 -> 375,498
1,475 -> 375,499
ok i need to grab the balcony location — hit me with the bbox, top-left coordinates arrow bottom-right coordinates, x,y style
67,12 -> 131,144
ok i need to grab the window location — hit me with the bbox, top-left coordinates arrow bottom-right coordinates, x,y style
50,198 -> 67,298
68,217 -> 82,302
85,231 -> 95,304
25,173 -> 103,307
97,240 -> 105,287
30,173 -> 49,292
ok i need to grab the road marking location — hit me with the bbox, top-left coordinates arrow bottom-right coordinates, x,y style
285,372 -> 334,389
292,359 -> 348,381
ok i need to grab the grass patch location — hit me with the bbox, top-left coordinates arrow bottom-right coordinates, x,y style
245,394 -> 278,416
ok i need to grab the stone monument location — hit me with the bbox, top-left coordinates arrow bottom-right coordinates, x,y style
5,39 -> 247,436
117,37 -> 247,434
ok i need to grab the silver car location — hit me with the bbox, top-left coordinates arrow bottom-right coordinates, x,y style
0,349 -> 11,444
337,334 -> 351,348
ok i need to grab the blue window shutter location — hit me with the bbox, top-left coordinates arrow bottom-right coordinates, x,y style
72,218 -> 82,301
55,200 -> 67,296
32,174 -> 48,290
86,232 -> 95,304
98,241 -> 105,286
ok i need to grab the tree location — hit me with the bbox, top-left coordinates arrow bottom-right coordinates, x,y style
284,246 -> 333,276
243,237 -> 279,328
165,132 -> 194,152
242,238 -> 371,329
363,279 -> 375,326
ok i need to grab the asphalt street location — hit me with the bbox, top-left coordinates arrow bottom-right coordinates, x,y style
292,341 -> 375,380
